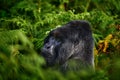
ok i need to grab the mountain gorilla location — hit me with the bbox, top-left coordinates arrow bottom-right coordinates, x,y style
41,20 -> 94,72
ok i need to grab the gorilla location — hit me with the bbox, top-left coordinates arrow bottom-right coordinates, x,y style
41,20 -> 94,72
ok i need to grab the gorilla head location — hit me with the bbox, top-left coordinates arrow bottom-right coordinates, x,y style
41,20 -> 94,71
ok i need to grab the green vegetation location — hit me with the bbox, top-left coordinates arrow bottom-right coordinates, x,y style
0,0 -> 120,80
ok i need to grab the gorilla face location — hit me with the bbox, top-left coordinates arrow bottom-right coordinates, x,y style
41,20 -> 94,71
41,36 -> 62,66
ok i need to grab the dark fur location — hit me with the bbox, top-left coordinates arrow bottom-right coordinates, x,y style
41,20 -> 94,71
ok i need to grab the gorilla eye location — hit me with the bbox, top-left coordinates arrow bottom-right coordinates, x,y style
54,37 -> 60,41
50,37 -> 61,44
54,37 -> 63,43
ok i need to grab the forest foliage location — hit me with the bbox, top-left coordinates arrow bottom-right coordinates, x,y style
0,0 -> 120,80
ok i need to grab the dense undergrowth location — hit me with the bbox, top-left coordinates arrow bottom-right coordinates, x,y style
0,0 -> 120,80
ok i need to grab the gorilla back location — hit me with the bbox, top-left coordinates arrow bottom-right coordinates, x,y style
41,20 -> 94,72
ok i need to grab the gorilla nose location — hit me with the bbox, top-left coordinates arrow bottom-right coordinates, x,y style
45,44 -> 51,49
46,46 -> 50,49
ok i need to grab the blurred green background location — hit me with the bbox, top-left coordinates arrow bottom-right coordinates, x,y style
0,0 -> 120,80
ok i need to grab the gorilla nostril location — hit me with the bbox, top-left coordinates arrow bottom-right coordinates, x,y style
45,43 -> 51,49
46,46 -> 50,49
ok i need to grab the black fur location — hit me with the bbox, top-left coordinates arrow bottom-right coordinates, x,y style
41,20 -> 94,72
